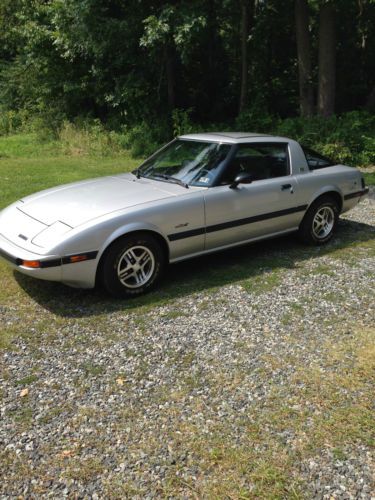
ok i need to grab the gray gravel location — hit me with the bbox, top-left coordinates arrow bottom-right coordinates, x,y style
1,198 -> 374,498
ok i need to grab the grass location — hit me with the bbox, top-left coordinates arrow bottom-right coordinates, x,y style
241,268 -> 284,294
0,132 -> 374,497
15,374 -> 39,385
362,171 -> 375,187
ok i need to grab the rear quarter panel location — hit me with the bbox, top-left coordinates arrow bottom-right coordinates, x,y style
293,165 -> 362,213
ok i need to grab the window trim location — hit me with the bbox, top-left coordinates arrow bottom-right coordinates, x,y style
302,146 -> 335,171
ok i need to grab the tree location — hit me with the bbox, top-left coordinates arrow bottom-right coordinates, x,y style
318,1 -> 336,117
295,0 -> 314,116
0,0 -> 373,129
238,0 -> 253,115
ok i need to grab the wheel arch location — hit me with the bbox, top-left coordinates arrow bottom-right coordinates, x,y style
298,189 -> 342,234
307,188 -> 343,213
95,226 -> 170,285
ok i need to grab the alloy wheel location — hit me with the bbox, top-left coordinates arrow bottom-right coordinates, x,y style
312,206 -> 335,239
117,245 -> 155,289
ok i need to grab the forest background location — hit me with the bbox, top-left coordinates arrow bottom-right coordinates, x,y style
0,0 -> 374,166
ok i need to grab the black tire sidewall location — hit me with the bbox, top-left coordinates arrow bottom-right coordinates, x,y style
300,197 -> 339,245
100,234 -> 165,297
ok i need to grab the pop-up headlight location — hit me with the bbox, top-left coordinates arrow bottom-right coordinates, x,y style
32,221 -> 72,248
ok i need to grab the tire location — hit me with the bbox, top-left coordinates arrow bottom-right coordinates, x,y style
298,195 -> 339,245
99,233 -> 165,298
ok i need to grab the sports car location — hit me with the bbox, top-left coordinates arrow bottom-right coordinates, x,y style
0,132 -> 369,297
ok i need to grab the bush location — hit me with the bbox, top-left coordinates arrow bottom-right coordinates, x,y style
274,112 -> 375,166
2,108 -> 374,166
235,109 -> 375,166
359,135 -> 375,165
0,109 -> 30,135
171,108 -> 195,136
118,119 -> 171,157
235,99 -> 277,133
58,120 -> 124,157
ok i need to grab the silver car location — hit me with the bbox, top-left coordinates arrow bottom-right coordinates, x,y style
0,132 -> 369,297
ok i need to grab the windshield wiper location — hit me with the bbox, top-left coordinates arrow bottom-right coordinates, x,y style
132,168 -> 143,179
151,174 -> 189,189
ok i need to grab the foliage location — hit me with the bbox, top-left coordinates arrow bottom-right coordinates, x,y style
171,108 -> 196,136
58,121 -> 122,157
0,0 -> 373,167
0,0 -> 373,130
119,119 -> 171,158
236,110 -> 375,166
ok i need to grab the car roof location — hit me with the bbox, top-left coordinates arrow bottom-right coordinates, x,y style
178,132 -> 290,144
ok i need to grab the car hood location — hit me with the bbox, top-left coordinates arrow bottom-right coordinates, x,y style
19,173 -> 181,227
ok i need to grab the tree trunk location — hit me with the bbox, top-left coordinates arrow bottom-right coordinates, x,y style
238,0 -> 251,115
295,0 -> 314,116
318,2 -> 336,117
165,45 -> 176,111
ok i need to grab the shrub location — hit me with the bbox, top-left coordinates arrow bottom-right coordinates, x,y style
234,110 -> 374,165
273,111 -> 375,166
171,108 -> 195,136
0,109 -> 30,135
235,99 -> 277,133
118,119 -> 171,157
58,120 -> 123,157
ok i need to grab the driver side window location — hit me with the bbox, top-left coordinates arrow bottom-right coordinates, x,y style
219,143 -> 289,185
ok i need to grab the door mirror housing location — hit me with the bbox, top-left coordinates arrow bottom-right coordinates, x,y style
229,172 -> 253,189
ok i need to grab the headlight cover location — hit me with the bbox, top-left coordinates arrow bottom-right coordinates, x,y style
32,221 -> 72,248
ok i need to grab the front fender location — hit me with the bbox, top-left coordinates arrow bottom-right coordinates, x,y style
97,221 -> 170,261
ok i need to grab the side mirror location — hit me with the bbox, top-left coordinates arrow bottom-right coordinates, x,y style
229,172 -> 253,189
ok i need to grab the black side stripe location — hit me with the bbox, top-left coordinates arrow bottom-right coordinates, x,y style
344,188 -> 369,200
40,258 -> 62,268
168,227 -> 205,242
168,204 -> 308,242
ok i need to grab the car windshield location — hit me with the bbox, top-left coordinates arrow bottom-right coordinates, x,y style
136,139 -> 231,187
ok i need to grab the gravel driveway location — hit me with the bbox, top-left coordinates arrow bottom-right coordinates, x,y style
1,199 -> 374,498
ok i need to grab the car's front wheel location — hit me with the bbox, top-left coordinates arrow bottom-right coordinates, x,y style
298,195 -> 339,245
99,233 -> 165,297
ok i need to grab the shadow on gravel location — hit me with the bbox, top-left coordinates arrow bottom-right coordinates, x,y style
14,219 -> 375,318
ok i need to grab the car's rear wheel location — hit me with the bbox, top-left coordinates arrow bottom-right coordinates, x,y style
99,233 -> 165,297
298,195 -> 339,245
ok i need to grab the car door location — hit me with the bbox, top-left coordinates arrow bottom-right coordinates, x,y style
204,142 -> 304,250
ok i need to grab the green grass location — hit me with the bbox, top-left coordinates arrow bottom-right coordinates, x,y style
15,374 -> 39,386
363,171 -> 375,187
241,268 -> 283,294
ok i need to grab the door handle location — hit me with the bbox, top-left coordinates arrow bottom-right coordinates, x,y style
281,183 -> 292,191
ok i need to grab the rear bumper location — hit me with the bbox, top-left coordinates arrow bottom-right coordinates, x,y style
343,187 -> 369,201
361,187 -> 370,199
341,187 -> 369,213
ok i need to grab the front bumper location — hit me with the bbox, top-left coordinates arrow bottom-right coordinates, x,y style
0,233 -> 98,288
0,233 -> 63,282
